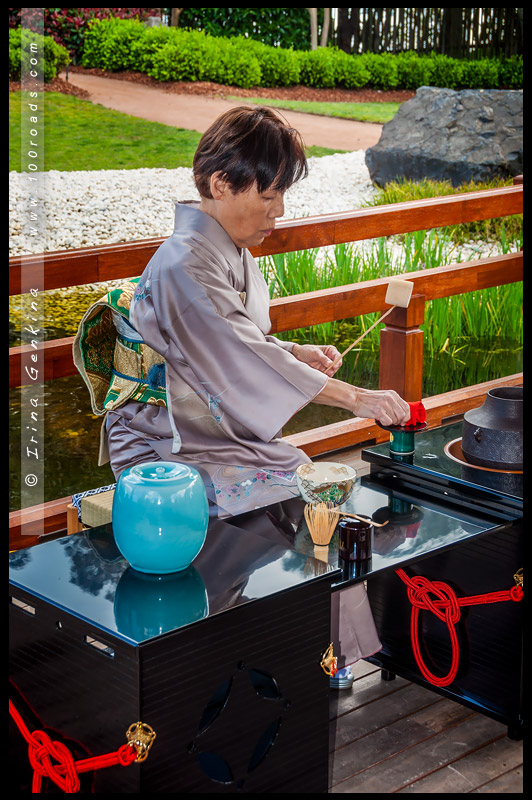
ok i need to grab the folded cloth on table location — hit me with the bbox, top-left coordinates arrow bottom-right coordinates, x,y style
406,401 -> 426,427
71,484 -> 116,520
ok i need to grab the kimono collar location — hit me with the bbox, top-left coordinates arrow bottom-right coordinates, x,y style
174,201 -> 243,271
174,201 -> 272,335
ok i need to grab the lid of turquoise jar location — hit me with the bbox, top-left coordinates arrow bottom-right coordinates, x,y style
128,461 -> 196,483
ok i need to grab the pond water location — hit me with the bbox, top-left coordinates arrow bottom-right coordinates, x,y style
9,340 -> 522,512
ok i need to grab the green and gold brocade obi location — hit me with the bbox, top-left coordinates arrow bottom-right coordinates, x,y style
73,279 -> 167,415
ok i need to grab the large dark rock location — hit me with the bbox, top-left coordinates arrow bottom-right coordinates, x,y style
365,86 -> 523,187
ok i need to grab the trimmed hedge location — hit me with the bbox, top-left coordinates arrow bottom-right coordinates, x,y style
80,17 -> 147,73
144,30 -> 263,88
9,26 -> 70,82
80,18 -> 523,91
8,9 -> 159,65
231,37 -> 301,87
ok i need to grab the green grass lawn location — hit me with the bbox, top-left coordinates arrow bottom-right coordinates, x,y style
9,90 -> 349,172
228,95 -> 400,124
10,90 -> 203,172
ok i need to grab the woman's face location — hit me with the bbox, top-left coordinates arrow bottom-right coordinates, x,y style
203,174 -> 285,250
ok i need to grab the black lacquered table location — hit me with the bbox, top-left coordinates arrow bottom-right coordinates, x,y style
356,421 -> 524,741
237,421 -> 523,741
9,422 -> 524,793
9,513 -> 340,793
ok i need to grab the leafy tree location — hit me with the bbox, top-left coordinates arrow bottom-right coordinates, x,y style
175,8 -> 313,50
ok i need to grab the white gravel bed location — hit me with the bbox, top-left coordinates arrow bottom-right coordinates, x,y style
9,152 -> 376,256
9,150 -> 502,264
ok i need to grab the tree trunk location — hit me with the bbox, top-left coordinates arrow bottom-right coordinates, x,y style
381,8 -> 392,52
514,7 -> 523,55
170,8 -> 183,27
337,7 -> 358,53
371,7 -> 380,52
442,7 -> 463,58
410,8 -> 417,51
307,7 -> 318,50
320,8 -> 331,47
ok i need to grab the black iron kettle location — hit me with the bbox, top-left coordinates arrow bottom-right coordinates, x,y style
461,386 -> 523,471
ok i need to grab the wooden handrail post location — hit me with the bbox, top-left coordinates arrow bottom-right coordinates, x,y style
378,294 -> 425,401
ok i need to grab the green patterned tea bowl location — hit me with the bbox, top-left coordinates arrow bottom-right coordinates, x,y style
295,461 -> 356,506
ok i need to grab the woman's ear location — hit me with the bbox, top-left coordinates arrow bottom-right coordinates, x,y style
210,171 -> 229,201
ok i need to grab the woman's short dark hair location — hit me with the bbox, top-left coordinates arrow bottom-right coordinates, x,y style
193,106 -> 308,198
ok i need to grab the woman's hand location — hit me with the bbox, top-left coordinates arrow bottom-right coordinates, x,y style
351,386 -> 411,427
292,343 -> 342,377
312,379 -> 411,427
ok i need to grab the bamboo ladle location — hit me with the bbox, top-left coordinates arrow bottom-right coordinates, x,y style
340,511 -> 389,527
331,278 -> 414,371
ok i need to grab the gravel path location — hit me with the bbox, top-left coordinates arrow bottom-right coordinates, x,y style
10,73 -> 506,262
55,70 -> 385,152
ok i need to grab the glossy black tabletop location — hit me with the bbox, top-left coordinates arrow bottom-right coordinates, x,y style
362,421 -> 523,505
244,474 -> 507,582
10,466 -> 508,647
9,510 -> 340,647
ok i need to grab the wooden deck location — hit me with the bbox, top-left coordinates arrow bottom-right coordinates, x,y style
329,659 -> 523,793
320,441 -> 523,794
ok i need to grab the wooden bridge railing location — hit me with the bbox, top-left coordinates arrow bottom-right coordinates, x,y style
10,184 -> 522,297
9,181 -> 523,544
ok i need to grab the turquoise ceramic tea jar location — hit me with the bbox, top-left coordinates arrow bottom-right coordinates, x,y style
112,461 -> 209,574
114,566 -> 209,640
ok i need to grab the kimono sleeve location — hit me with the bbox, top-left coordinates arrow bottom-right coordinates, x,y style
264,334 -> 295,353
132,237 -> 328,443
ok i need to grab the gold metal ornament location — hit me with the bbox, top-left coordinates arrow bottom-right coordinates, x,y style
513,568 -> 523,587
320,642 -> 338,677
126,721 -> 157,762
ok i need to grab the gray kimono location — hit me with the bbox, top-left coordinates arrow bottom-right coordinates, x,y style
105,201 -> 328,518
104,201 -> 382,666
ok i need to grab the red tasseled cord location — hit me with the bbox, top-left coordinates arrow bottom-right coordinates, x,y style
9,699 -> 138,793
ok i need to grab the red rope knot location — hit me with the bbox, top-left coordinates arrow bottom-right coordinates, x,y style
9,697 -> 155,793
396,568 -> 461,687
395,567 -> 523,689
403,573 -> 461,625
27,729 -> 81,793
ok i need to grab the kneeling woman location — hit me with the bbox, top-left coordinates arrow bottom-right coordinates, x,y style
75,106 -> 411,677
75,106 -> 409,519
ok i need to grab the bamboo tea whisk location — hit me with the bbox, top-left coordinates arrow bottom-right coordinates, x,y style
304,501 -> 341,546
304,502 -> 390,563
304,502 -> 341,562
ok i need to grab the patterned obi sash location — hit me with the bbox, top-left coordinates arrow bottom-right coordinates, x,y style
73,278 -> 167,415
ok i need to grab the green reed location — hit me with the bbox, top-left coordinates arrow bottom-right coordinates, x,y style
8,220 -> 523,512
258,225 -> 523,366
